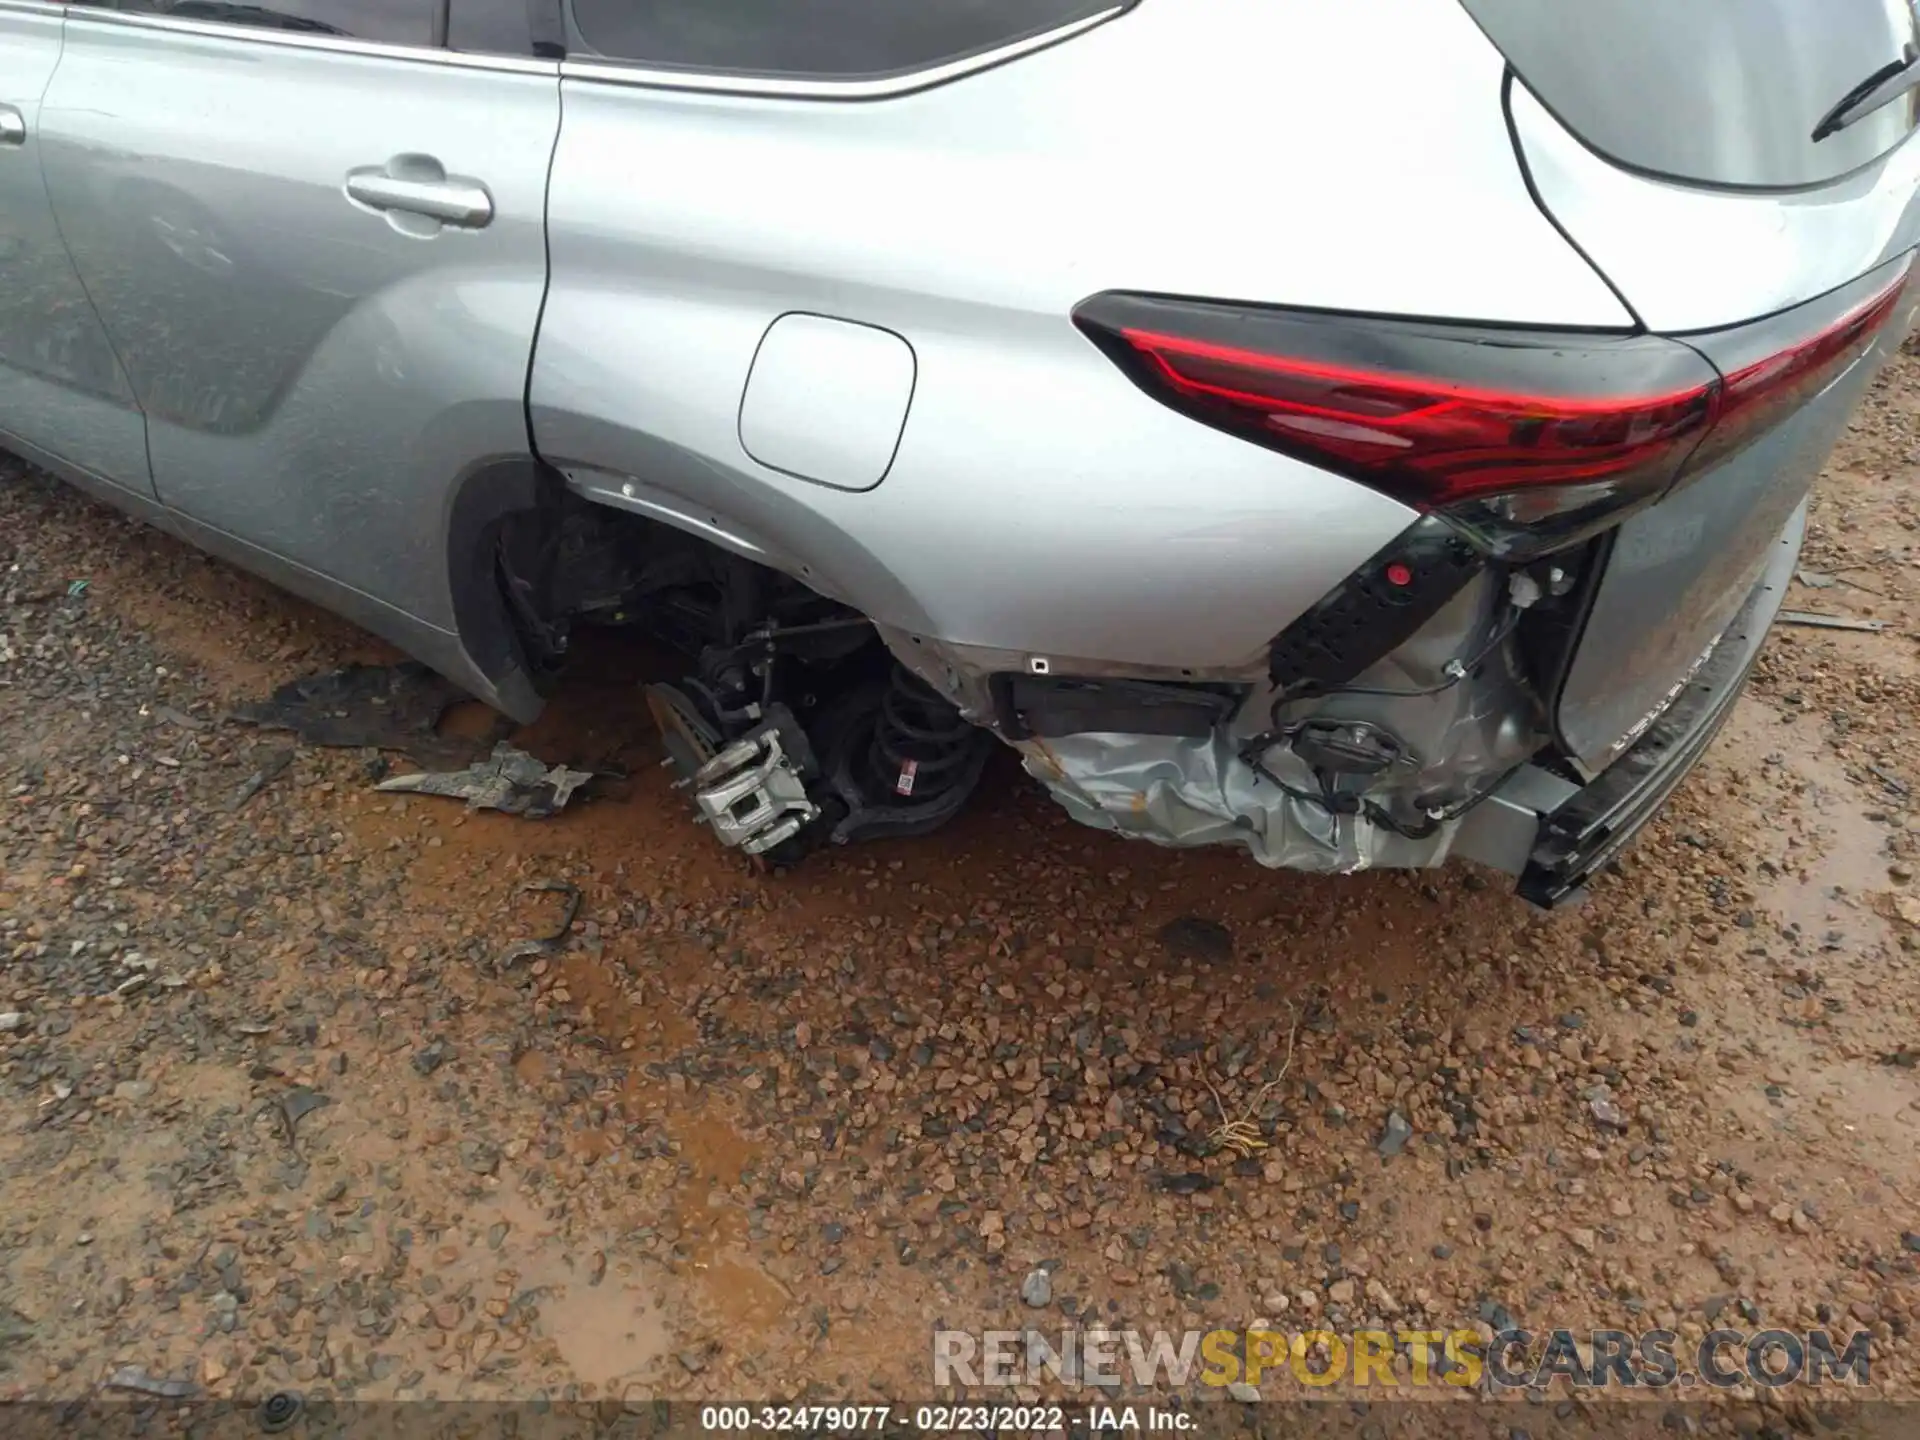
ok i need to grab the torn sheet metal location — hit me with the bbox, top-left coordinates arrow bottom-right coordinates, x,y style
918,576 -> 1540,874
376,743 -> 592,818
1015,729 -> 1462,873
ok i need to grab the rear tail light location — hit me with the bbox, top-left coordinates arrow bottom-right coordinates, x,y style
1075,257 -> 1911,561
1684,260 -> 1913,475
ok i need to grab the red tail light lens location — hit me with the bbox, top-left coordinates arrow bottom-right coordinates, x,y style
1076,259 -> 1911,558
1683,260 -> 1911,475
1105,327 -> 1716,507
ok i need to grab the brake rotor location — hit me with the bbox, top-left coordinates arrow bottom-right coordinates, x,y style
644,682 -> 721,783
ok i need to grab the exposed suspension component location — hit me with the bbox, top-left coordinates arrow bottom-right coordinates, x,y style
503,499 -> 994,866
867,667 -> 984,809
653,659 -> 991,862
815,666 -> 994,847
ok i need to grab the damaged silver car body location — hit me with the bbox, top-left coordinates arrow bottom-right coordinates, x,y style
978,501 -> 1808,900
3,0 -> 1915,906
994,573 -> 1545,877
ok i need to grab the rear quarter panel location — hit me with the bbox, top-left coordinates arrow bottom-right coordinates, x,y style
533,0 -> 1630,673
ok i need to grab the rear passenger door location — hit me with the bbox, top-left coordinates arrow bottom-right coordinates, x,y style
0,0 -> 150,495
36,0 -> 559,633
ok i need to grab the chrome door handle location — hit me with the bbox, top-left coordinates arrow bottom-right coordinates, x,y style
0,105 -> 25,147
344,169 -> 492,228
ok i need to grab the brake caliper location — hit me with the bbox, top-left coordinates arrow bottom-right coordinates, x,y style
685,707 -> 822,855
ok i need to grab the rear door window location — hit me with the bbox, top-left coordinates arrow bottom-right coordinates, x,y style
563,0 -> 1129,79
74,0 -> 554,55
76,0 -> 437,46
449,0 -> 560,56
1460,0 -> 1920,189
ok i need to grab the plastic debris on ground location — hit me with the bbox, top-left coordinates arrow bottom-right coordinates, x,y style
149,704 -> 209,731
229,661 -> 489,764
1777,610 -> 1887,632
106,1367 -> 200,1400
375,742 -> 593,819
500,879 -> 583,967
229,747 -> 293,811
276,1086 -> 330,1148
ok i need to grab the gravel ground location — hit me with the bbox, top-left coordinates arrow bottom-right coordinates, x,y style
4,355 -> 1920,1434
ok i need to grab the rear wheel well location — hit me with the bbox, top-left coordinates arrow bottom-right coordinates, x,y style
451,476 -> 995,861
443,456 -> 566,723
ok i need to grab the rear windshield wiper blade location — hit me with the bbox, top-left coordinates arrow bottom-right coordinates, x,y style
1814,49 -> 1920,143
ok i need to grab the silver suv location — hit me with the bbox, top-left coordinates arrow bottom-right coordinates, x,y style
3,0 -> 1917,905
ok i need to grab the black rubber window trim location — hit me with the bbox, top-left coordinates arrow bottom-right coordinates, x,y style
561,0 -> 1133,81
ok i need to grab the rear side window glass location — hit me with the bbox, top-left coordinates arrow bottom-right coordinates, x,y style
449,0 -> 559,55
564,0 -> 1128,78
77,0 -> 437,46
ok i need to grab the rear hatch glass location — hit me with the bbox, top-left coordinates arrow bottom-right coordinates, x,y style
1459,0 -> 1920,189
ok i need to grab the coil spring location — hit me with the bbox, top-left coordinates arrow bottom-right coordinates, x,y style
867,666 -> 977,804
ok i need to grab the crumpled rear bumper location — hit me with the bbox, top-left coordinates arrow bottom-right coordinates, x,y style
1000,501 -> 1801,903
1014,729 -> 1466,873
